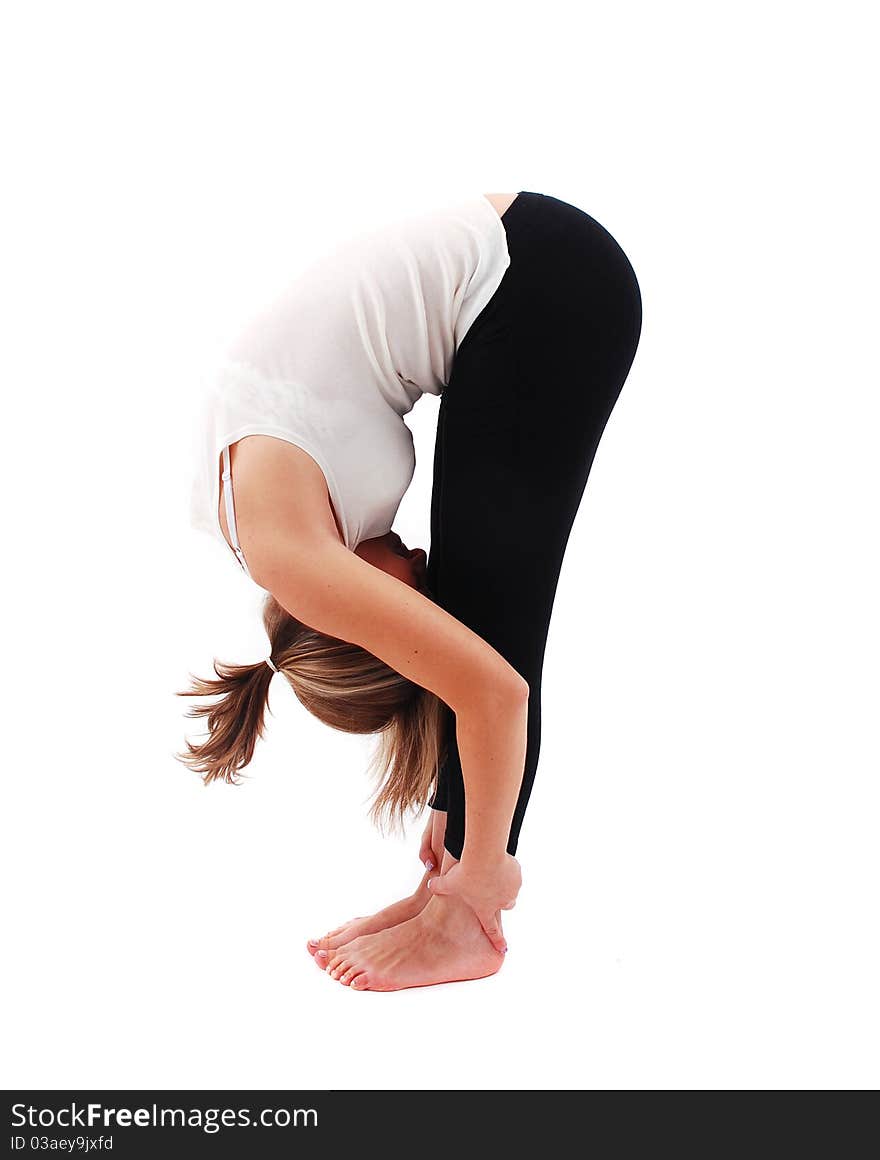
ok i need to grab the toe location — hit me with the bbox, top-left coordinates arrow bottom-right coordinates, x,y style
350,974 -> 368,990
313,949 -> 330,970
308,924 -> 347,953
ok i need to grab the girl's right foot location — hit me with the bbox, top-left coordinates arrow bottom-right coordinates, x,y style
323,892 -> 504,991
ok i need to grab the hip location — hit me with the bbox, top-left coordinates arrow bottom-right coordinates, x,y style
456,190 -> 642,364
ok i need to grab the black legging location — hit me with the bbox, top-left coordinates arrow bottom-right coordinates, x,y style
426,191 -> 642,861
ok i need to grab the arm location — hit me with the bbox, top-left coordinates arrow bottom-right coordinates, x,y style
225,433 -> 527,721
257,540 -> 528,948
427,689 -> 527,952
229,436 -> 528,947
254,535 -> 527,720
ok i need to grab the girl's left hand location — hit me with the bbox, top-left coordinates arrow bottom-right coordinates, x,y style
418,815 -> 438,872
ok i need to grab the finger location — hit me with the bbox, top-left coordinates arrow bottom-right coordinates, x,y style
417,844 -> 435,872
418,835 -> 435,872
423,852 -> 444,881
480,912 -> 508,954
426,873 -> 450,895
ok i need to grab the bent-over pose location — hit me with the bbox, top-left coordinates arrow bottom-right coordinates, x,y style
178,190 -> 642,991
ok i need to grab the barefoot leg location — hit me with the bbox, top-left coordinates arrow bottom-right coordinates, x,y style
325,892 -> 504,991
324,833 -> 503,991
307,810 -> 448,963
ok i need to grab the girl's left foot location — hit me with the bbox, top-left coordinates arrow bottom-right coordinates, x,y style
308,811 -> 447,959
306,869 -> 432,957
316,893 -> 504,991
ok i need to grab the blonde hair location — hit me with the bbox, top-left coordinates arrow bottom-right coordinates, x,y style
175,593 -> 448,830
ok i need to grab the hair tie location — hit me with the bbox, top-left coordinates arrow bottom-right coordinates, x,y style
265,657 -> 280,674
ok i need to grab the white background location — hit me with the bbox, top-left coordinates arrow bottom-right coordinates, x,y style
3,1 -> 877,1090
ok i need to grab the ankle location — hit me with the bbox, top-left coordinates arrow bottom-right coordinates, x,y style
422,892 -> 484,935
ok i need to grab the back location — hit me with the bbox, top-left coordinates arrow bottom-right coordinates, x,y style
189,192 -> 511,561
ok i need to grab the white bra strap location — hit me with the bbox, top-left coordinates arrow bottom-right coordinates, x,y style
221,444 -> 252,578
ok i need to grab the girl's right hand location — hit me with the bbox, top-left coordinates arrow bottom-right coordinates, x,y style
427,853 -> 521,953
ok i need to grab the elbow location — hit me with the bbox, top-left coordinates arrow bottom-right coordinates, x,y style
474,665 -> 530,711
506,669 -> 530,704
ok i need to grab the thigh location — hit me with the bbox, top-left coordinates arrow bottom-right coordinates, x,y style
427,193 -> 642,673
429,346 -> 617,680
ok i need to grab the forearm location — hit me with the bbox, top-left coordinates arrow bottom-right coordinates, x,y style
453,681 -> 529,865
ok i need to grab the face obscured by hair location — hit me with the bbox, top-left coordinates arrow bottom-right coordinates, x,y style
355,530 -> 429,594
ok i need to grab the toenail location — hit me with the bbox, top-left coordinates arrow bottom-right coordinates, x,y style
317,950 -> 328,959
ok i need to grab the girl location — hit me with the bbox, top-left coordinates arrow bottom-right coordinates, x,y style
177,190 -> 642,991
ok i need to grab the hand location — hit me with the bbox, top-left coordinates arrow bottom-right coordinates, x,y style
427,854 -> 522,953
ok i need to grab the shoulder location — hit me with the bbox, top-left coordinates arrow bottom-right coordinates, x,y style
222,435 -> 344,561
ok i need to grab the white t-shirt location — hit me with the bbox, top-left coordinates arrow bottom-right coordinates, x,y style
188,192 -> 511,576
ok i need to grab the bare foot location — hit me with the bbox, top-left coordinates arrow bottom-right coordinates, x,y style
318,893 -> 505,991
307,811 -> 447,960
307,869 -> 434,959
